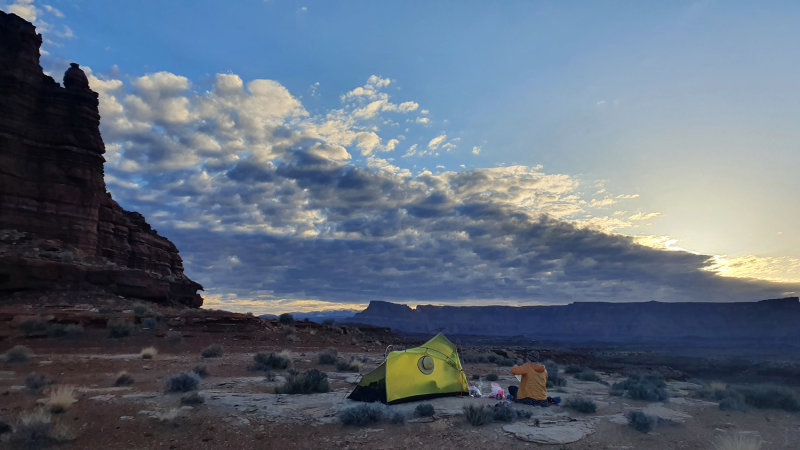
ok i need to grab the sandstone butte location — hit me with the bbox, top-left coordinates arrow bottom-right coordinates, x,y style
0,10 -> 203,308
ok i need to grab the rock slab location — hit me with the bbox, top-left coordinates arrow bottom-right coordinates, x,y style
0,11 -> 202,307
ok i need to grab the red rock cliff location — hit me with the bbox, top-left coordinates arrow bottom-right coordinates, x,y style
0,11 -> 203,307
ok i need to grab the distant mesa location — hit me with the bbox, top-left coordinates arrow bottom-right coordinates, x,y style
353,297 -> 800,342
0,10 -> 203,307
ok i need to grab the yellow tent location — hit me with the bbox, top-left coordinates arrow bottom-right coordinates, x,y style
348,333 -> 469,404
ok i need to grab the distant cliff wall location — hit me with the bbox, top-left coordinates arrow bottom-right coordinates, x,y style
353,297 -> 800,341
0,11 -> 202,307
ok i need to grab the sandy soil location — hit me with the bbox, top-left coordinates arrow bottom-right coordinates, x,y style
1,302 -> 798,449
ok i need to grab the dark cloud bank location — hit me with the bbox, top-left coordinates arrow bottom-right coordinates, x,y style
93,72 -> 799,307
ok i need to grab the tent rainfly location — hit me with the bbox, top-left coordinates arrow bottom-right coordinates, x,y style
348,333 -> 469,404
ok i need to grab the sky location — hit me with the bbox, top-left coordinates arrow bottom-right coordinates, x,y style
6,0 -> 800,314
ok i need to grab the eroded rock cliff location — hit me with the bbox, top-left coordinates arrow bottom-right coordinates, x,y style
0,11 -> 202,307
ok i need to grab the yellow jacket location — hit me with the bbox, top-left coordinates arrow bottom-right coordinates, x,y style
511,363 -> 548,401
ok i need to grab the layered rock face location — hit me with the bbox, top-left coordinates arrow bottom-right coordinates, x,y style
0,11 -> 203,307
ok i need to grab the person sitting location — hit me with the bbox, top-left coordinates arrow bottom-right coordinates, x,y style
508,362 -> 550,406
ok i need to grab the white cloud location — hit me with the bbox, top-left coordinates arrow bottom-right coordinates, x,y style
7,0 -> 37,22
428,134 -> 447,150
472,146 -> 481,155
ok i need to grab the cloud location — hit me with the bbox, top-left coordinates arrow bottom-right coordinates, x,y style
6,0 -> 37,22
428,134 -> 446,150
88,68 -> 800,309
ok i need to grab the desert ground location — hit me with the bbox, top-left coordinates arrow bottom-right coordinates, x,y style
1,295 -> 799,449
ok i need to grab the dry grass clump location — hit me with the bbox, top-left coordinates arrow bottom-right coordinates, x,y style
114,371 -> 134,387
180,392 -> 205,405
166,330 -> 182,344
611,373 -> 668,402
336,358 -> 363,372
140,346 -> 158,359
339,403 -> 385,426
463,404 -> 493,426
712,432 -> 762,450
318,348 -> 338,365
564,396 -> 598,413
107,319 -> 134,338
44,385 -> 77,414
626,410 -> 657,433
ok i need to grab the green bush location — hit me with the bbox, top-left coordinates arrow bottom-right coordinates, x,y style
490,403 -> 515,422
564,365 -> 584,374
574,370 -> 602,382
626,410 -> 656,433
340,403 -> 384,426
114,371 -> 134,387
545,362 -> 567,387
463,405 -> 493,426
107,319 -> 134,338
165,373 -> 199,393
252,352 -> 291,371
132,303 -> 148,316
25,373 -> 53,390
611,373 -> 668,402
180,392 -> 205,405
389,411 -> 406,424
485,373 -> 499,381
564,396 -> 597,413
736,384 -> 800,412
201,344 -> 223,358
278,313 -> 295,325
495,357 -> 515,367
48,323 -> 83,339
192,365 -> 209,378
166,330 -> 182,344
20,317 -> 49,337
276,369 -> 329,394
318,352 -> 337,365
414,403 -> 435,417
4,345 -> 31,363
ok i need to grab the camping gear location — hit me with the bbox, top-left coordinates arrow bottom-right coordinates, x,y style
348,333 -> 469,404
489,382 -> 504,399
469,385 -> 482,397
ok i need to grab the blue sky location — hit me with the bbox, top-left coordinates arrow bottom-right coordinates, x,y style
7,0 -> 800,313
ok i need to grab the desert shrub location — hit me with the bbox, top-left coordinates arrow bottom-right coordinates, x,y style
611,373 -> 668,402
25,373 -> 53,391
463,405 -> 493,426
712,433 -> 763,450
495,357 -> 515,367
166,330 -> 182,344
141,317 -> 158,330
201,344 -> 223,358
414,403 -> 435,417
471,374 -> 480,380
180,392 -> 205,405
462,353 -> 489,364
735,384 -> 800,412
192,365 -> 209,378
491,403 -> 515,422
626,410 -> 656,433
389,411 -> 406,424
114,371 -> 134,387
278,313 -> 295,325
9,409 -> 73,449
132,303 -> 148,316
0,418 -> 9,434
339,403 -> 384,426
718,390 -> 747,412
515,408 -> 532,419
46,386 -> 76,413
140,346 -> 158,359
336,359 -> 362,372
20,317 -> 48,337
48,323 -> 83,339
252,351 -> 291,371
485,373 -> 499,381
4,345 -> 31,363
545,362 -> 567,387
574,370 -> 602,382
318,352 -> 337,365
276,369 -> 329,394
107,319 -> 134,338
564,396 -> 597,413
564,365 -> 584,374
165,373 -> 199,393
